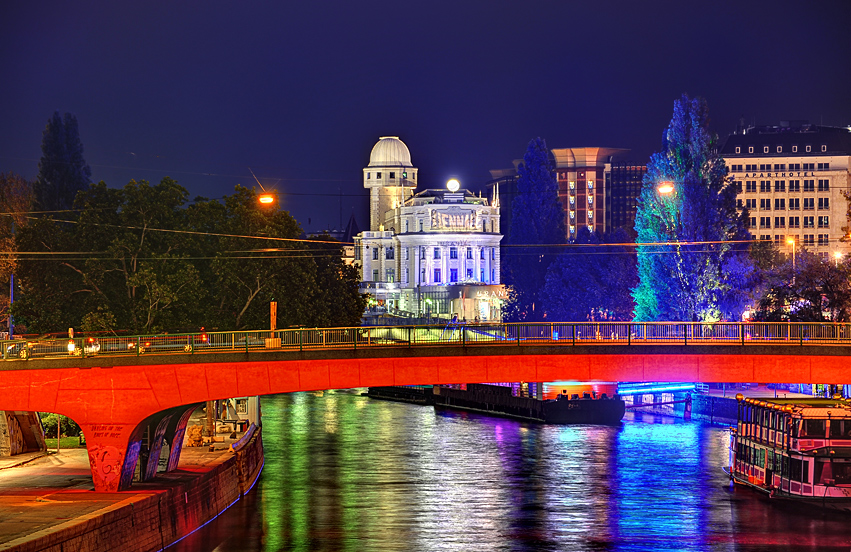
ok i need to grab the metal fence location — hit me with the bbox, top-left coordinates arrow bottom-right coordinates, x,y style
2,321 -> 851,361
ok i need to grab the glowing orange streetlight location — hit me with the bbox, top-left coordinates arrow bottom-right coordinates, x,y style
258,194 -> 275,205
657,181 -> 675,194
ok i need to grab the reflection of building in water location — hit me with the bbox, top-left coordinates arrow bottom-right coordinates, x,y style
355,136 -> 505,321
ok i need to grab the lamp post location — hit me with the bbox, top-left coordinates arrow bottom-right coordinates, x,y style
424,298 -> 433,324
786,237 -> 796,271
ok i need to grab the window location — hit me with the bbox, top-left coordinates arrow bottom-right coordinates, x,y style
764,146 -> 769,153
749,217 -> 757,228
804,163 -> 815,170
774,217 -> 785,228
434,268 -> 441,283
466,247 -> 473,259
405,220 -> 409,232
760,181 -> 771,192
804,216 -> 815,228
789,180 -> 800,192
746,181 -> 757,193
367,172 -> 371,179
818,234 -> 829,246
804,235 -> 814,246
449,247 -> 458,259
822,145 -> 827,152
792,146 -> 798,153
491,269 -> 495,282
466,268 -> 473,279
803,198 -> 814,210
760,235 -> 771,241
372,269 -> 379,281
746,164 -> 758,172
386,268 -> 395,282
760,164 -> 771,172
385,247 -> 394,260
760,198 -> 771,211
372,248 -> 379,260
789,216 -> 800,229
748,146 -> 754,153
480,248 -> 485,259
491,248 -> 496,260
774,180 -> 785,192
818,197 -> 830,210
745,198 -> 757,210
419,220 -> 424,232
404,247 -> 409,260
818,179 -> 830,192
420,268 -> 425,282
376,172 -> 382,178
760,217 -> 771,228
818,216 -> 829,228
420,247 -> 425,259
804,179 -> 815,192
731,164 -> 742,172
433,247 -> 441,259
450,268 -> 458,282
735,146 -> 741,154
818,162 -> 830,171
789,163 -> 801,171
789,198 -> 800,210
774,235 -> 784,244
480,269 -> 485,282
774,198 -> 785,210
777,146 -> 782,153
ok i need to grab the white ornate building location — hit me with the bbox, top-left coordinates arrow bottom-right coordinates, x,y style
355,137 -> 505,321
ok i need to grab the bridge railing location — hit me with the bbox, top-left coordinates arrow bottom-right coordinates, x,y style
3,321 -> 851,361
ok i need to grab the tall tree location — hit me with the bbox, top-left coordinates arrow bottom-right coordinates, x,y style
35,112 -> 92,213
503,137 -> 565,321
0,173 -> 34,333
632,95 -> 750,322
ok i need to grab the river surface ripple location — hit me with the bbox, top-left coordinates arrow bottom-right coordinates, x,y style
172,390 -> 851,551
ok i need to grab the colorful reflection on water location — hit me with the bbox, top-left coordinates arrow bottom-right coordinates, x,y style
173,392 -> 851,552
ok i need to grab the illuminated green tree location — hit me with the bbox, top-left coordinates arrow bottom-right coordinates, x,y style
632,95 -> 750,322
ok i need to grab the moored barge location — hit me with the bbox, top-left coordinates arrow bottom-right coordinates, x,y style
726,393 -> 851,512
367,383 -> 625,424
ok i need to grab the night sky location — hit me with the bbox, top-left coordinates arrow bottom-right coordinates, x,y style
2,1 -> 850,233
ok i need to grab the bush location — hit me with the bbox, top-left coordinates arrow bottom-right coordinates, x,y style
39,412 -> 81,437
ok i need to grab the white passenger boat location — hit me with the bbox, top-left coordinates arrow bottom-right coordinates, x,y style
726,393 -> 851,512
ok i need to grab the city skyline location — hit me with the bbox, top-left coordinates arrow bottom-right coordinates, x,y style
2,1 -> 850,233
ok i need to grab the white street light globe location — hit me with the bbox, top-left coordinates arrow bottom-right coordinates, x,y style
446,179 -> 460,192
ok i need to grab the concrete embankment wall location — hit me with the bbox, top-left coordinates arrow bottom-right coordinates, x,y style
5,427 -> 264,552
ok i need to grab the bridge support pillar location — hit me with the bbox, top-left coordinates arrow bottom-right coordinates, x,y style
81,422 -> 143,493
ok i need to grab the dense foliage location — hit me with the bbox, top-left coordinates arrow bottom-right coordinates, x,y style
542,227 -> 637,321
632,95 -> 751,322
12,180 -> 366,334
502,137 -> 566,321
0,173 -> 34,330
35,112 -> 92,213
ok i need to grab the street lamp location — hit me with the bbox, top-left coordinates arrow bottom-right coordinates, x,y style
657,181 -> 675,194
447,179 -> 460,192
258,193 -> 275,205
424,298 -> 433,323
786,237 -> 796,271
834,251 -> 843,267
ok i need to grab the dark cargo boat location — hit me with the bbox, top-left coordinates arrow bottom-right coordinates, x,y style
366,383 -> 625,424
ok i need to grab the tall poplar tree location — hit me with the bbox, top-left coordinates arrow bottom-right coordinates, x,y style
35,111 -> 92,212
632,95 -> 750,322
503,137 -> 565,321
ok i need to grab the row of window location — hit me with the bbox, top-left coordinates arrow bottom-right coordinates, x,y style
365,171 -> 412,180
565,181 -> 595,190
742,197 -> 830,211
750,216 -> 829,229
429,268 -> 496,284
403,219 -> 496,233
756,234 -> 830,246
741,179 -> 829,193
731,163 -> 825,172
362,246 -> 497,261
734,144 -> 828,154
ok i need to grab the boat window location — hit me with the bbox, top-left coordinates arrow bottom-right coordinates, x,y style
789,457 -> 804,482
833,462 -> 851,484
829,419 -> 851,439
799,419 -> 826,438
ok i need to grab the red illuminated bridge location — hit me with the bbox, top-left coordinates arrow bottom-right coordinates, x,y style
1,321 -> 850,492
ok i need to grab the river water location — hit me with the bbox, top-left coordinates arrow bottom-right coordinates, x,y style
172,390 -> 851,551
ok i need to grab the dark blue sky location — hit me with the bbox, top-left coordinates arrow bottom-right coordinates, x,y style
2,0 -> 850,233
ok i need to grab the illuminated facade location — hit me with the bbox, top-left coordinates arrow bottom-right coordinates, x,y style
355,137 -> 504,321
721,123 -> 851,260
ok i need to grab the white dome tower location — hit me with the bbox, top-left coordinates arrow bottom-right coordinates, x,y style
363,136 -> 418,231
